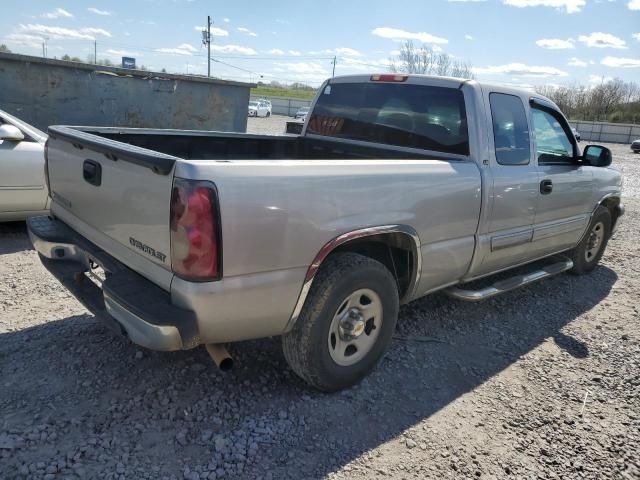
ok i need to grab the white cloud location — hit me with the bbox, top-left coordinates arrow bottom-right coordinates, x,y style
105,48 -> 140,57
601,56 -> 640,68
503,0 -> 585,13
536,38 -> 574,49
42,8 -> 73,19
629,0 -> 640,9
223,18 -> 230,23
473,62 -> 568,77
288,50 -> 302,56
371,27 -> 448,45
237,27 -> 257,37
18,24 -> 111,40
155,43 -> 198,56
211,44 -> 257,55
568,57 -> 588,67
267,48 -> 285,55
589,74 -> 614,84
194,26 -> 229,36
87,7 -> 112,16
633,33 -> 640,41
578,32 -> 627,49
447,0 -> 487,2
276,62 -> 327,74
465,34 -> 473,40
4,33 -> 44,49
323,47 -> 362,57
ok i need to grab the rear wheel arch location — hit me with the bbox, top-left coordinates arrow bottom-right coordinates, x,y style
285,225 -> 421,332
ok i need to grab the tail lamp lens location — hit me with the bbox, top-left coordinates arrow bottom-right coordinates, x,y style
170,179 -> 221,281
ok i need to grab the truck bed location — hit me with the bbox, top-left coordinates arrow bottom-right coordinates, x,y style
55,126 -> 453,162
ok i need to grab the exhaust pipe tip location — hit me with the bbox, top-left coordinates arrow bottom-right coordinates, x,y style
218,356 -> 233,372
205,344 -> 233,372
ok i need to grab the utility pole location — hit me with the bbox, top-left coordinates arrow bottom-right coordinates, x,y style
332,56 -> 336,77
94,40 -> 97,64
202,16 -> 213,77
42,41 -> 45,58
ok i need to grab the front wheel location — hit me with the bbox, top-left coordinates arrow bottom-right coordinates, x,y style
569,206 -> 611,275
282,253 -> 399,391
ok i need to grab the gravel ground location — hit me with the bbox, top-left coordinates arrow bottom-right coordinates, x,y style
1,132 -> 639,479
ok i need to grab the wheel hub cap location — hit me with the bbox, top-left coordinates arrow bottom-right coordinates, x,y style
339,309 -> 366,340
585,221 -> 604,262
327,288 -> 383,367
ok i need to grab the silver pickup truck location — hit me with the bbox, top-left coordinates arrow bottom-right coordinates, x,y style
28,74 -> 623,391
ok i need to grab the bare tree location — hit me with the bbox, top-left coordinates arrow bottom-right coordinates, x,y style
536,78 -> 640,123
390,41 -> 474,79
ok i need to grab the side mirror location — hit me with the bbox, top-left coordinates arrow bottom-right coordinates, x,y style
582,145 -> 612,167
0,124 -> 24,142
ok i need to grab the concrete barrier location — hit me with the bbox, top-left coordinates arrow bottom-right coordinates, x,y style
0,52 -> 254,133
570,120 -> 640,144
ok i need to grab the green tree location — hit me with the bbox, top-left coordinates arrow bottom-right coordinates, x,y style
0,44 -> 12,53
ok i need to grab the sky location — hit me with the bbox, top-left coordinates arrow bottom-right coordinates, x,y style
1,0 -> 639,88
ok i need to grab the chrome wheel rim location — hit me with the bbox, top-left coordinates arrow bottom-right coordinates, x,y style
327,288 -> 383,367
585,221 -> 604,262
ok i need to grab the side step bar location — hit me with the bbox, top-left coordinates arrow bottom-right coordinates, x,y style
445,258 -> 573,302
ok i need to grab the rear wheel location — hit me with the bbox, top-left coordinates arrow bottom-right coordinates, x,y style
282,253 -> 399,391
569,206 -> 611,275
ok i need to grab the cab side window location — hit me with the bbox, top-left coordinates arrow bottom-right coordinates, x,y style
489,93 -> 531,165
531,108 -> 574,164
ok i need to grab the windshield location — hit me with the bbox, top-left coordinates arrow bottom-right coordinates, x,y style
249,102 -> 259,107
307,82 -> 469,155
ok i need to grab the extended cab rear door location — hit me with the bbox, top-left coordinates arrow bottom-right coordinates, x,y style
473,88 -> 540,277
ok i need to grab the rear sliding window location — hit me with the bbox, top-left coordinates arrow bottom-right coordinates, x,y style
307,82 -> 469,156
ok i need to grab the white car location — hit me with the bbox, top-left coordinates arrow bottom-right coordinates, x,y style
248,101 -> 271,118
256,99 -> 273,115
0,109 -> 48,221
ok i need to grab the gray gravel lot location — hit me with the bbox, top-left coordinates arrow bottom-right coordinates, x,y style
1,127 -> 639,479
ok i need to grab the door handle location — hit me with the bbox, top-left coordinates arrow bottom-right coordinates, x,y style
83,159 -> 102,186
540,179 -> 553,195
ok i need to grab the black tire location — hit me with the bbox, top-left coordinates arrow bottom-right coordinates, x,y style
282,253 -> 399,392
266,111 -> 271,117
569,206 -> 611,275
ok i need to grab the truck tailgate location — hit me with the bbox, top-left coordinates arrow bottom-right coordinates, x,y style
46,126 -> 178,290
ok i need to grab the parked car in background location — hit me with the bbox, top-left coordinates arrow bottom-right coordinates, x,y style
30,74 -> 623,391
256,99 -> 273,115
0,109 -> 48,221
295,106 -> 310,121
248,101 -> 271,118
572,127 -> 581,142
632,139 -> 640,153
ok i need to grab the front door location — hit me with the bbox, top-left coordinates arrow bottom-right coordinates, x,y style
529,105 -> 593,258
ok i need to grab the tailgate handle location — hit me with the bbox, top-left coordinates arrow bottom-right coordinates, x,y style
83,160 -> 102,186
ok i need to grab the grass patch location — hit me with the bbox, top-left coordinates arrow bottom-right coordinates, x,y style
251,86 -> 317,100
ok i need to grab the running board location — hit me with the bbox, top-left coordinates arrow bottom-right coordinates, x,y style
445,258 -> 574,302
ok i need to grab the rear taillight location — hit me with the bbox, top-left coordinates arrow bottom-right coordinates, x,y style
170,178 -> 221,281
370,74 -> 408,82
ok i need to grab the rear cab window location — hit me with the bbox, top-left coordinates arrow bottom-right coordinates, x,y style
307,82 -> 469,156
489,93 -> 531,165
